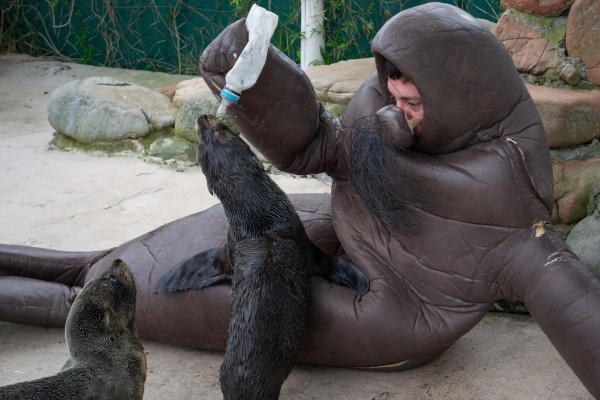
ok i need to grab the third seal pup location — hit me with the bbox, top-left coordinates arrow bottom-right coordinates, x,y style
0,259 -> 146,400
174,114 -> 366,400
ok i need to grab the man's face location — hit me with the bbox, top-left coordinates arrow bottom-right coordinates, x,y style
387,78 -> 424,127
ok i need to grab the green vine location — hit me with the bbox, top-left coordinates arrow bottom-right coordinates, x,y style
1,0 -> 502,71
74,24 -> 97,65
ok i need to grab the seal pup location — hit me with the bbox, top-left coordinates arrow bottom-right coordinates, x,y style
197,114 -> 318,399
0,259 -> 146,400
183,114 -> 353,399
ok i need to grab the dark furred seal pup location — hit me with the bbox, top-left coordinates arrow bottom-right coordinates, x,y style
157,114 -> 366,400
0,259 -> 147,400
200,113 -> 310,400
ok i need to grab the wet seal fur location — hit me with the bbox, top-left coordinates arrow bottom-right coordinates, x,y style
0,259 -> 147,400
157,114 -> 366,399
204,114 -> 312,399
198,114 -> 309,399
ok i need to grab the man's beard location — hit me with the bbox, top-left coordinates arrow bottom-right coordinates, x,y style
348,114 -> 426,238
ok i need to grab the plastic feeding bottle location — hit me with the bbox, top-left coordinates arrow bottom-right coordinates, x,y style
216,4 -> 279,117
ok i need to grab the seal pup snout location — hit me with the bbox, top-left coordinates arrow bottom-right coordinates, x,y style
196,114 -> 221,141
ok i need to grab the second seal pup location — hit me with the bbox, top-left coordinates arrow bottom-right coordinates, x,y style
0,259 -> 146,400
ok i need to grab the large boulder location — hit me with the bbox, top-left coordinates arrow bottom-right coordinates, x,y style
155,83 -> 179,99
146,137 -> 197,162
529,85 -> 600,148
494,9 -> 565,75
566,186 -> 600,278
552,157 -> 600,225
567,213 -> 600,278
566,0 -> 600,86
174,99 -> 219,143
500,0 -> 574,16
172,78 -> 218,108
171,78 -> 220,143
48,77 -> 176,144
305,58 -> 376,106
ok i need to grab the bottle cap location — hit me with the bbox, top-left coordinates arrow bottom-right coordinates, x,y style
220,87 -> 241,104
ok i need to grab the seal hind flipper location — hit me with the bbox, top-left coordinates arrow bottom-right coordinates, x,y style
155,246 -> 231,294
320,256 -> 370,297
309,241 -> 370,297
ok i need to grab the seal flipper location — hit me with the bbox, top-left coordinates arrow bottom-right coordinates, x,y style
155,246 -> 232,294
309,241 -> 370,296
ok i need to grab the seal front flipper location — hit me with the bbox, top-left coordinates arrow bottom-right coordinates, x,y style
155,246 -> 232,294
309,241 -> 370,297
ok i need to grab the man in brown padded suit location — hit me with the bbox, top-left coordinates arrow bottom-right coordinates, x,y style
198,2 -> 600,397
1,3 -> 599,398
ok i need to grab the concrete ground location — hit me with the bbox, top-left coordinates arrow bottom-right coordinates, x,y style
0,53 -> 593,399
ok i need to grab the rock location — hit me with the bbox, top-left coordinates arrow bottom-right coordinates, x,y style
529,85 -> 600,148
48,77 -> 176,143
552,157 -> 600,225
586,185 -> 600,216
500,0 -> 574,16
323,103 -> 346,119
49,132 -> 143,155
155,83 -> 179,99
566,186 -> 600,277
172,78 -> 219,108
566,213 -> 600,278
147,137 -> 197,162
494,10 -> 565,75
174,99 -> 219,143
305,58 -> 376,105
559,63 -> 581,85
550,139 -> 600,161
566,0 -> 600,86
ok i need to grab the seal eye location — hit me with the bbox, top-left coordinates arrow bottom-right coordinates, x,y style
110,276 -> 120,288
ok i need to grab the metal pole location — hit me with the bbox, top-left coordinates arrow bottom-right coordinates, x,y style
300,0 -> 325,69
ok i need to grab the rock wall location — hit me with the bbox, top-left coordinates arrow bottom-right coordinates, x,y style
495,0 -> 599,89
493,0 -> 600,237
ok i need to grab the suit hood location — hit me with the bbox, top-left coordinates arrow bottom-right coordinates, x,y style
372,3 -> 527,154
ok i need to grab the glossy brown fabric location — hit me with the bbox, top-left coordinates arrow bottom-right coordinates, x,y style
0,246 -> 110,327
199,3 -> 600,396
1,3 -> 599,396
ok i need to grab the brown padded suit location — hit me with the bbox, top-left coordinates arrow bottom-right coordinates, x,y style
1,3 -> 599,398
198,3 -> 600,397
